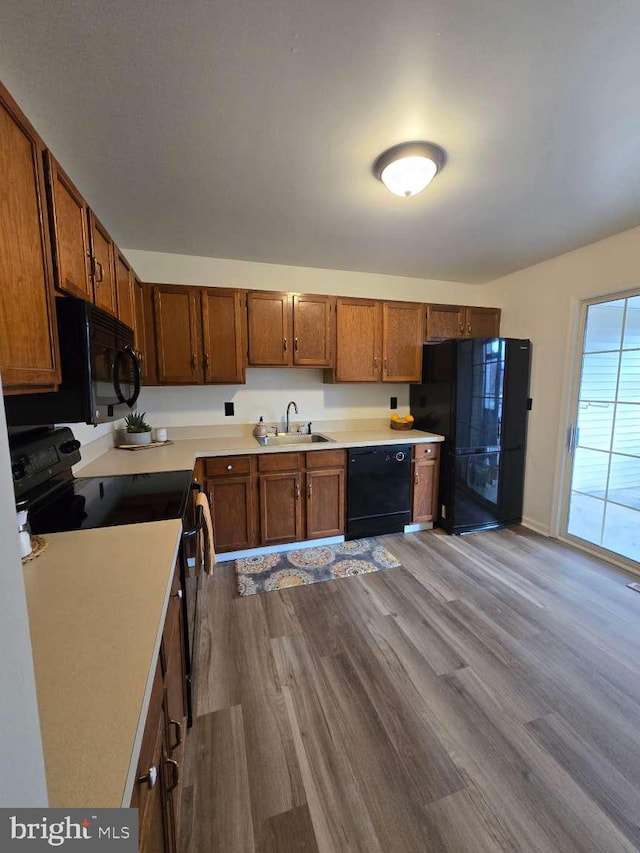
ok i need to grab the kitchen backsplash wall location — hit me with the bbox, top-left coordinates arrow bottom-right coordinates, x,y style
137,368 -> 410,429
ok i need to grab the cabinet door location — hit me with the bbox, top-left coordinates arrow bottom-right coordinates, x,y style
306,468 -> 345,538
133,277 -> 148,378
208,476 -> 255,551
153,285 -> 203,384
293,294 -> 333,366
259,472 -> 302,545
425,304 -> 465,342
247,291 -> 291,365
382,301 -> 424,382
201,288 -> 245,383
115,250 -> 136,331
88,211 -> 117,315
464,306 -> 501,339
335,298 -> 381,382
0,84 -> 60,392
132,662 -> 172,853
412,458 -> 439,523
44,152 -> 92,301
141,281 -> 159,385
163,569 -> 186,838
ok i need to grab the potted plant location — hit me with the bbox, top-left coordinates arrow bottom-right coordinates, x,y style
124,411 -> 153,445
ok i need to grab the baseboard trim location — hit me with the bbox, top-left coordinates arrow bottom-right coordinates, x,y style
214,535 -> 345,563
521,516 -> 551,537
403,522 -> 434,533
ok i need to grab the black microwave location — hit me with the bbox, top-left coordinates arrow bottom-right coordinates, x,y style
4,297 -> 141,426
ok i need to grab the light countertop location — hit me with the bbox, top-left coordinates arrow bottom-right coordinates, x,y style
23,520 -> 183,808
78,427 -> 443,477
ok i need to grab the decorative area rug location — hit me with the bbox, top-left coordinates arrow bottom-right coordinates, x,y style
235,537 -> 402,597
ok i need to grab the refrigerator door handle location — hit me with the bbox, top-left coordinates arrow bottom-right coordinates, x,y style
567,424 -> 577,454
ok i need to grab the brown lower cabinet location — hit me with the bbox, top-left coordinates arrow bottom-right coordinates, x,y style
132,561 -> 186,853
412,443 -> 440,523
205,449 -> 346,552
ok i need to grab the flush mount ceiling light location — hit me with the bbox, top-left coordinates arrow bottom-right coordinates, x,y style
373,141 -> 446,198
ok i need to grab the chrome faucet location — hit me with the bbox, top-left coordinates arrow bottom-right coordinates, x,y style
285,400 -> 298,434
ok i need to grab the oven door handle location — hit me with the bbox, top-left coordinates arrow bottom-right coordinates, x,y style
113,346 -> 142,408
183,482 -> 204,540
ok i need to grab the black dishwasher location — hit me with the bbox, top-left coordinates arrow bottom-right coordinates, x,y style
347,445 -> 412,539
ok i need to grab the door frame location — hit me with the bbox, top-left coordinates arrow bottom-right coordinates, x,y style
554,286 -> 640,574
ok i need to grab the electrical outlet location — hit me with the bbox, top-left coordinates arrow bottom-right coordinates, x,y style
224,402 -> 234,416
390,396 -> 398,410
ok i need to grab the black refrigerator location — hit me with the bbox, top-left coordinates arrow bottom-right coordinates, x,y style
410,338 -> 531,534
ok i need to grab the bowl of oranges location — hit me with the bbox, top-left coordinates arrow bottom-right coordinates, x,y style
390,413 -> 414,431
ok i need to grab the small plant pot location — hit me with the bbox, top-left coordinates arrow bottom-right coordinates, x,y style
126,431 -> 152,445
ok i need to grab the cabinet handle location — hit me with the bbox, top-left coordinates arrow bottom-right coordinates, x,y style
459,322 -> 464,335
307,482 -> 312,499
374,356 -> 379,373
283,338 -> 288,353
414,471 -> 419,485
467,323 -> 472,335
92,258 -> 104,284
191,353 -> 197,370
384,357 -> 388,372
203,353 -> 209,370
294,337 -> 299,352
172,588 -> 183,600
137,350 -> 144,364
138,765 -> 158,790
169,718 -> 183,748
295,483 -> 300,500
165,757 -> 180,792
226,464 -> 233,471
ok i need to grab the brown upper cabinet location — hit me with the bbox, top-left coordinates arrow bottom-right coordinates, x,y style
334,297 -> 381,382
292,293 -> 334,367
382,301 -> 424,382
44,153 -> 93,301
247,291 -> 290,365
247,291 -> 335,368
115,250 -> 135,331
0,83 -> 60,394
466,306 -> 501,338
201,288 -> 246,383
425,304 -> 501,341
334,298 -> 423,383
153,285 -> 203,384
88,211 -> 117,316
150,284 -> 247,385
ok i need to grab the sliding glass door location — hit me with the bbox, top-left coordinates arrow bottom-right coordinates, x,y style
565,293 -> 640,563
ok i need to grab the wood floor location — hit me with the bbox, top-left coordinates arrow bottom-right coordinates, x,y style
180,526 -> 640,852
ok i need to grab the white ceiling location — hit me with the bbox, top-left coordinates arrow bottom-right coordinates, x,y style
2,1 -> 640,283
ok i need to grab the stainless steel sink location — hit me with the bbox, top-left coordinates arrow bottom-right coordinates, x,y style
255,432 -> 333,447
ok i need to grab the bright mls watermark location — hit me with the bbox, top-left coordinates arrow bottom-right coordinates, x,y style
0,809 -> 137,850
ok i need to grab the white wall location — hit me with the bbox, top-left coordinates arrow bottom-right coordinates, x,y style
0,385 -> 48,806
486,224 -> 640,535
123,250 -> 488,304
125,250 -> 491,428
138,368 -> 410,429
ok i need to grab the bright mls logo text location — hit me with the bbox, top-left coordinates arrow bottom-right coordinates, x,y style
1,808 -> 138,850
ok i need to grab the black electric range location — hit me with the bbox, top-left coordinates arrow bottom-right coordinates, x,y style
10,427 -> 192,534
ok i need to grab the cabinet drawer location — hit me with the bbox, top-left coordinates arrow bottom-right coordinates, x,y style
305,449 -> 346,469
258,452 -> 303,472
414,443 -> 440,461
205,455 -> 252,477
